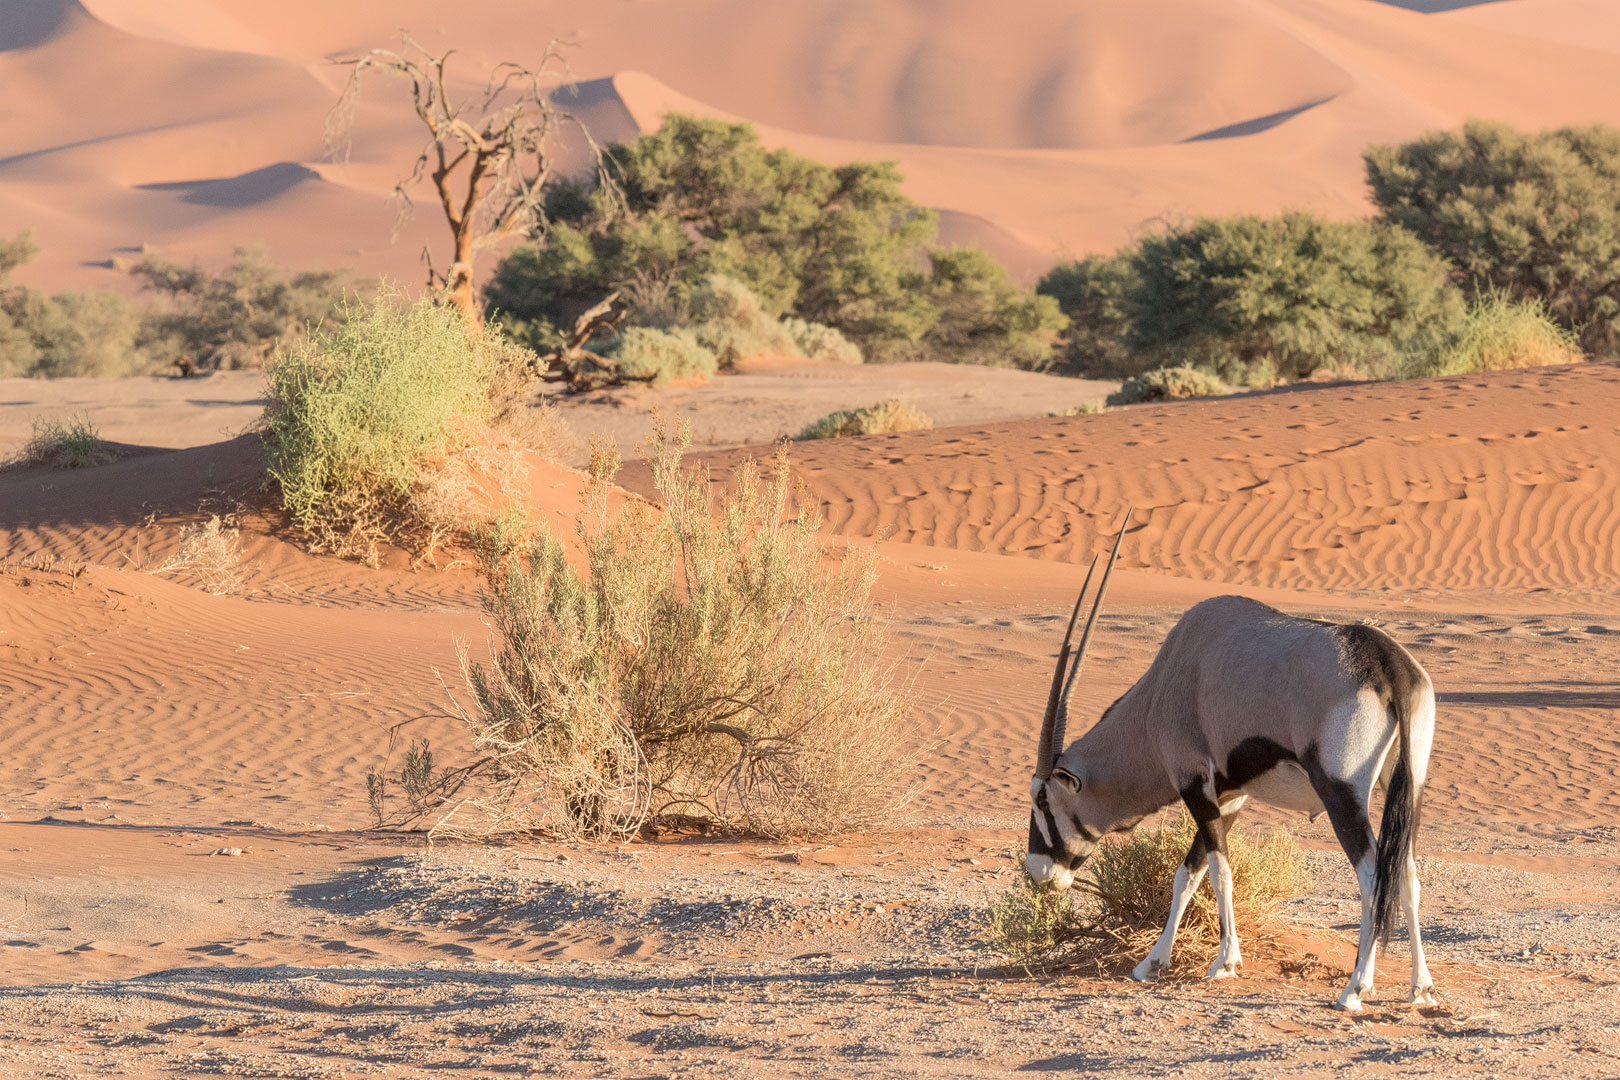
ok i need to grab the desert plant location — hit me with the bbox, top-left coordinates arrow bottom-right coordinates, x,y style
485,115 -> 1062,368
259,293 -> 530,564
384,424 -> 913,840
1037,250 -> 1143,377
984,812 -> 1309,974
688,274 -> 799,366
1404,293 -> 1584,379
916,246 -> 1067,368
0,233 -> 155,378
603,326 -> 718,387
783,317 -> 863,365
329,37 -> 616,326
795,398 -> 934,440
1106,366 -> 1228,406
132,247 -> 347,374
5,413 -> 114,469
1126,213 -> 1465,383
1366,120 -> 1620,356
1048,400 -> 1108,417
153,514 -> 246,595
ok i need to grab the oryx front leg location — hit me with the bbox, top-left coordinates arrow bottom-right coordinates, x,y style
1179,780 -> 1241,981
1132,833 -> 1207,982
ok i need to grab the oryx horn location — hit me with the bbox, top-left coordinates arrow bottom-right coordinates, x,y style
1036,507 -> 1133,777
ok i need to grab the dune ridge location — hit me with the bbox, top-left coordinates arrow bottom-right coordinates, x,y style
5,1 -> 1620,290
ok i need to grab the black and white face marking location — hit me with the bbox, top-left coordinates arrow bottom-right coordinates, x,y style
1025,768 -> 1100,889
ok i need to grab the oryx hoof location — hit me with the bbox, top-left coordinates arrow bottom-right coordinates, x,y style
1335,989 -> 1364,1012
1410,983 -> 1437,1006
1131,956 -> 1167,982
1205,955 -> 1241,981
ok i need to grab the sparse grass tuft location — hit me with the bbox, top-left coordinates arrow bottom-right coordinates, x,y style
795,398 -> 933,441
1403,292 -> 1584,379
154,514 -> 246,595
1106,366 -> 1229,406
6,413 -> 114,470
1048,400 -> 1108,417
984,811 -> 1309,974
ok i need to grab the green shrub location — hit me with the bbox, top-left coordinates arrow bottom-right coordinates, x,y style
380,425 -> 913,840
1367,120 -> 1620,356
485,115 -> 1061,369
259,293 -> 525,564
783,316 -> 863,364
916,246 -> 1067,368
1106,366 -> 1228,405
134,247 -> 348,373
1,233 -> 154,378
4,413 -> 114,469
689,274 -> 798,365
605,326 -> 718,386
1125,213 -> 1465,383
1404,292 -> 1584,379
1037,251 -> 1144,377
796,398 -> 934,440
984,813 -> 1308,974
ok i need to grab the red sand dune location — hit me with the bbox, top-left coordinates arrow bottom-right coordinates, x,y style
4,1 -> 1620,292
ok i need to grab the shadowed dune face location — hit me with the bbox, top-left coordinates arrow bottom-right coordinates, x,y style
4,0 -> 1620,289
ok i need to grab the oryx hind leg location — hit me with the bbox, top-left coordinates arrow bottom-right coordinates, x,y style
1404,854 -> 1436,1004
1314,773 -> 1379,1011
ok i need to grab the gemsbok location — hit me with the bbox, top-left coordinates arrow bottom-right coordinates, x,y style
1026,511 -> 1436,1011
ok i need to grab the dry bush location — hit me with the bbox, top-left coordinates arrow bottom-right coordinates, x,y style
5,413 -> 114,470
259,293 -> 539,566
689,275 -> 799,366
984,811 -> 1308,975
607,326 -> 719,386
795,398 -> 933,441
1403,292 -> 1584,379
1048,400 -> 1108,417
1106,365 -> 1229,406
783,317 -> 863,365
154,515 -> 246,595
370,422 -> 914,840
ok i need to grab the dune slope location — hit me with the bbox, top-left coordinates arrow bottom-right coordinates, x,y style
5,0 -> 1620,289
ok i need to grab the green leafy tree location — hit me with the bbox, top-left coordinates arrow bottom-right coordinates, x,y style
485,115 -> 1061,367
1365,120 -> 1620,356
1037,251 -> 1143,376
1127,213 -> 1463,382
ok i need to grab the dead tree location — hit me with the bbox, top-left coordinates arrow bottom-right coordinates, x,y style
326,36 -> 616,328
531,291 -> 662,392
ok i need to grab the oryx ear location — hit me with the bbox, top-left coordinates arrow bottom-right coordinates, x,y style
1050,767 -> 1080,793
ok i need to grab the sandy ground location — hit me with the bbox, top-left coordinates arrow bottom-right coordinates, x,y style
0,361 -> 1117,466
3,362 -> 1620,1075
5,1 -> 1620,293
